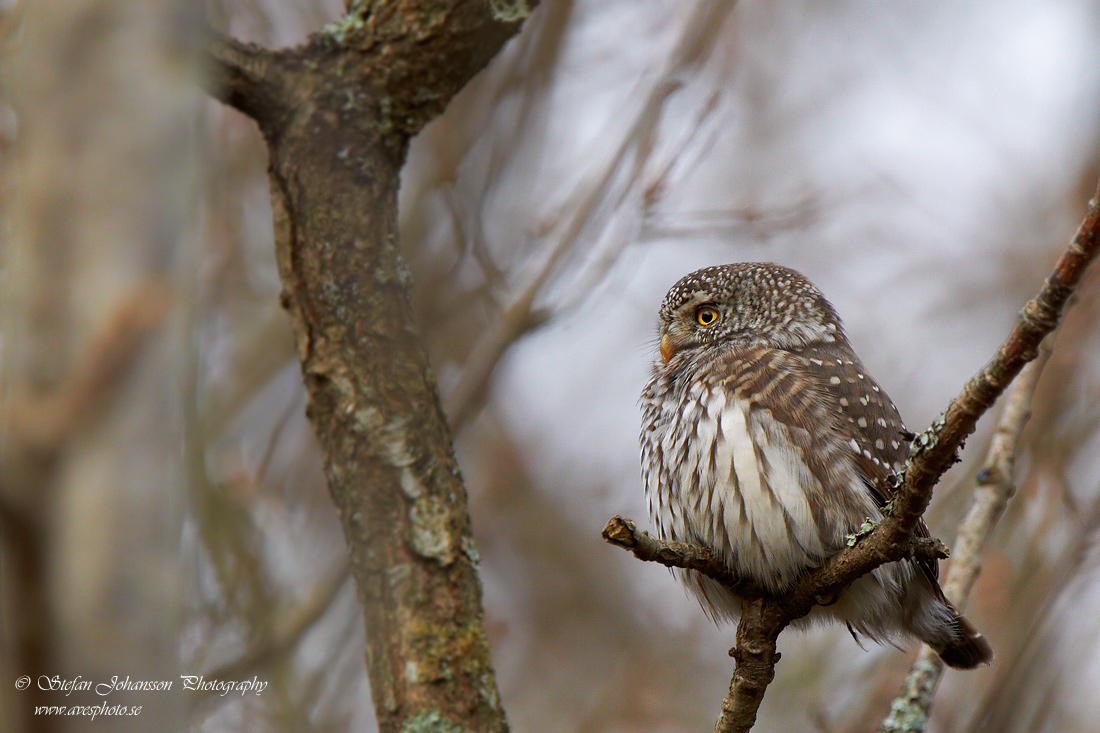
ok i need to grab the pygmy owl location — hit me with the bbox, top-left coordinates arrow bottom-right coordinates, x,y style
640,262 -> 992,669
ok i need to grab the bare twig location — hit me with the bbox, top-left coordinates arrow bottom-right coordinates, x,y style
879,342 -> 1053,733
607,179 -> 1100,732
442,2 -> 737,428
4,279 -> 172,453
942,344 -> 1051,606
639,197 -> 819,242
205,560 -> 351,683
602,516 -> 764,599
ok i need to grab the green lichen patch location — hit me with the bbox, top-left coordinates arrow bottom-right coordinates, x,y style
460,535 -> 481,566
846,518 -> 878,547
908,411 -> 947,458
399,710 -> 473,733
321,13 -> 368,45
405,618 -> 492,688
490,0 -> 532,22
409,495 -> 456,565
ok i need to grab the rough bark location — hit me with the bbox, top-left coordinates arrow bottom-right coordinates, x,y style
204,2 -> 537,730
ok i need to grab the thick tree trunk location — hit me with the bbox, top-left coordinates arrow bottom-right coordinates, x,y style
206,3 -> 538,730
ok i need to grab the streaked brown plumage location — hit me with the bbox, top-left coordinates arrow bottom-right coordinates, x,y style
640,262 -> 991,669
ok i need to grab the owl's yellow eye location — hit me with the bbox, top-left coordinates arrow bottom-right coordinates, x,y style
696,307 -> 719,326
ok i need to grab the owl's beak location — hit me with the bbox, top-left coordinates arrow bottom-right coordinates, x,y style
659,332 -> 675,363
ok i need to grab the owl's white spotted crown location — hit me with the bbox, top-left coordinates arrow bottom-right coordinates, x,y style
658,262 -> 844,351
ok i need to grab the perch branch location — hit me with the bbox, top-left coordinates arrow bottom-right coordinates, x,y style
796,179 -> 1100,611
602,516 -> 764,599
602,516 -> 947,604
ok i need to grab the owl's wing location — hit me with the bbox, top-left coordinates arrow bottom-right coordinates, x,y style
795,343 -> 939,585
707,344 -> 938,584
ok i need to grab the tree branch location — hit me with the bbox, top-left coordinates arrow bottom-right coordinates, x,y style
204,31 -> 288,130
601,516 -> 948,604
606,178 -> 1100,732
602,516 -> 765,599
318,0 -> 539,136
4,279 -> 172,454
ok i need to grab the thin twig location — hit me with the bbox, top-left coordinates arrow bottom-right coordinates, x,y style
205,560 -> 351,683
942,344 -> 1053,606
602,516 -> 765,599
443,2 -> 737,428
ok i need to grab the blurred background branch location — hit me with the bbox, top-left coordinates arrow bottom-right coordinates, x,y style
1,2 -> 200,731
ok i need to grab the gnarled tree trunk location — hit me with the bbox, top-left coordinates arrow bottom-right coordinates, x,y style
206,2 -> 538,730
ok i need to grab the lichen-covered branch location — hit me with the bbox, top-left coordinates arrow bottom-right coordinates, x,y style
203,2 -> 539,731
885,183 -> 1099,522
607,179 -> 1100,733
879,341 -> 1054,733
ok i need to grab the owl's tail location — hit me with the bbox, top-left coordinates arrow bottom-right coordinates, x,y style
930,609 -> 993,670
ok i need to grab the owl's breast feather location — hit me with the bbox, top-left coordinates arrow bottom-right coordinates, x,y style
644,380 -> 861,591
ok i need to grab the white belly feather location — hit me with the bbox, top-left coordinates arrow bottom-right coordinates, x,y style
644,385 -> 839,592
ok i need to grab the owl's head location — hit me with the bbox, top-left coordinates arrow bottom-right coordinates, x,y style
656,262 -> 845,363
